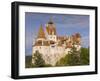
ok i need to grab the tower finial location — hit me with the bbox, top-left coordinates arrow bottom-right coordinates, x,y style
48,16 -> 53,24
50,16 -> 53,21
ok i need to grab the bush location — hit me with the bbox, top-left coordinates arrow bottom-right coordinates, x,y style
25,56 -> 32,68
33,51 -> 45,67
80,48 -> 89,65
67,47 -> 80,66
56,55 -> 68,66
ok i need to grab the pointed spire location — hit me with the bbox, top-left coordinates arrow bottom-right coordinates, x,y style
75,33 -> 81,38
46,17 -> 56,35
48,17 -> 54,24
37,24 -> 45,39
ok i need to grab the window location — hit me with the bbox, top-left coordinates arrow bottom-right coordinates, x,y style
51,46 -> 55,48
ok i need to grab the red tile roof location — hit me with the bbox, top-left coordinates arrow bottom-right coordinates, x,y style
46,21 -> 56,35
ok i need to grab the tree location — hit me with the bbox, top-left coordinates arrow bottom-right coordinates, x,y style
25,56 -> 32,68
80,48 -> 89,65
56,55 -> 68,66
67,46 -> 80,66
56,47 -> 89,66
56,46 -> 81,66
33,51 -> 45,67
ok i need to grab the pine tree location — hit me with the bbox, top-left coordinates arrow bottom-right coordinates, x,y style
33,51 -> 45,67
56,46 -> 81,66
80,48 -> 89,65
67,46 -> 80,66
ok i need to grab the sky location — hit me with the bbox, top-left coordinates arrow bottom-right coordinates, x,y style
25,12 -> 89,56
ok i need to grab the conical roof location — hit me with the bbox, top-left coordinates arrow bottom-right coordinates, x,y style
46,18 -> 56,35
75,33 -> 81,38
37,25 -> 46,39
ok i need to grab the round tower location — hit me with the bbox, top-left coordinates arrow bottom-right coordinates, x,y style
46,18 -> 57,42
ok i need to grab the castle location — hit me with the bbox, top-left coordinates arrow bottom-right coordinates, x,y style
32,19 -> 81,66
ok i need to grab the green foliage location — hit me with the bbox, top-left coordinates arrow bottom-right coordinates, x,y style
33,51 -> 45,67
25,51 -> 52,68
25,48 -> 89,68
80,48 -> 89,65
25,56 -> 32,68
56,46 -> 80,66
56,47 -> 89,66
44,64 -> 52,67
67,46 -> 80,66
56,55 -> 68,66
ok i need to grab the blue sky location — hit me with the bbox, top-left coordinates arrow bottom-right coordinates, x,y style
25,12 -> 89,56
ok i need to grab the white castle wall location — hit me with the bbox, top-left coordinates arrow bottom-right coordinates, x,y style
32,44 -> 74,66
47,35 -> 57,42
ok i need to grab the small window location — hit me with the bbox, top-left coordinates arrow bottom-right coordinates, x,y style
51,46 -> 55,48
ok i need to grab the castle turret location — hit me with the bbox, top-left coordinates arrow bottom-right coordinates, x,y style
46,19 -> 57,42
37,25 -> 46,39
32,25 -> 50,64
46,19 -> 56,35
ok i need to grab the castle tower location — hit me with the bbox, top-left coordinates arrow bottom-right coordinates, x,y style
37,24 -> 46,41
72,33 -> 81,51
32,25 -> 50,64
46,18 -> 57,42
